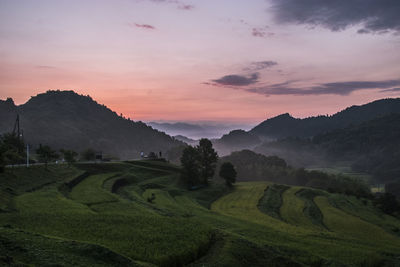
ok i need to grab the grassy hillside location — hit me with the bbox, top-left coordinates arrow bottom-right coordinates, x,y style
1,161 -> 400,266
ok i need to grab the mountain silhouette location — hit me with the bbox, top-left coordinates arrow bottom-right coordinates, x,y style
0,90 -> 182,158
250,98 -> 400,139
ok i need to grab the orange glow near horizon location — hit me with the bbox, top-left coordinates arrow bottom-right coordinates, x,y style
1,0 -> 399,124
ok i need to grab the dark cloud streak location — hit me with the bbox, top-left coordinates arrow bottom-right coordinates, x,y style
212,73 -> 259,86
248,79 -> 400,96
270,0 -> 400,34
133,23 -> 156,30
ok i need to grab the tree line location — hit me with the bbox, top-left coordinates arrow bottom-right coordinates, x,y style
180,138 -> 237,188
0,132 -> 100,172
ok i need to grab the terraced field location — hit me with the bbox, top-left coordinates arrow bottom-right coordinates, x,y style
1,161 -> 400,266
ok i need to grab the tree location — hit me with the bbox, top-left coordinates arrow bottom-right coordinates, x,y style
197,138 -> 218,185
0,144 -> 5,173
1,133 -> 25,155
219,162 -> 237,187
81,148 -> 96,161
0,133 -> 25,167
3,150 -> 22,169
36,144 -> 58,169
180,146 -> 201,187
61,149 -> 78,166
374,193 -> 400,215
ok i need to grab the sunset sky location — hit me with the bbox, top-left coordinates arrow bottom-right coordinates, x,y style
1,0 -> 400,124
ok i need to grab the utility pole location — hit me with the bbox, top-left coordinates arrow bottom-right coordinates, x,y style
26,144 -> 29,168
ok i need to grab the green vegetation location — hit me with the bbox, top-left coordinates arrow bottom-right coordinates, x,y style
257,184 -> 289,220
61,149 -> 78,166
219,162 -> 237,186
0,132 -> 26,170
36,144 -> 59,168
254,113 -> 400,197
280,186 -> 322,229
1,161 -> 400,266
181,138 -> 218,187
220,150 -> 371,198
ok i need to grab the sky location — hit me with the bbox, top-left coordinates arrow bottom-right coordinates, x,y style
1,0 -> 400,125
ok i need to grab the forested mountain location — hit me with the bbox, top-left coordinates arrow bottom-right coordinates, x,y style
0,90 -> 182,158
255,114 -> 400,186
213,130 -> 261,155
250,98 -> 400,139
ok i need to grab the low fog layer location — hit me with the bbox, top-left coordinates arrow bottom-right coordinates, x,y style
147,121 -> 253,140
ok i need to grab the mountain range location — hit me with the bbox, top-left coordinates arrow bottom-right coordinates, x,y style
215,98 -> 400,155
0,90 -> 182,159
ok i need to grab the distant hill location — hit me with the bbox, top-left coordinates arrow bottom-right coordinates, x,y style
148,122 -> 203,132
255,113 -> 400,185
212,98 -> 400,155
173,135 -> 198,145
251,98 -> 400,139
0,90 -> 183,158
213,130 -> 261,155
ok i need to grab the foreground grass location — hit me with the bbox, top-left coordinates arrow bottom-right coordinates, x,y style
1,161 -> 400,266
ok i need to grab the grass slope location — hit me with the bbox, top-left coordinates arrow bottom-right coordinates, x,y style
1,161 -> 400,266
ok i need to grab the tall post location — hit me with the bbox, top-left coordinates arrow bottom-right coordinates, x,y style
26,144 -> 29,168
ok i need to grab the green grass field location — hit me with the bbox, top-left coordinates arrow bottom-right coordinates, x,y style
1,160 -> 400,266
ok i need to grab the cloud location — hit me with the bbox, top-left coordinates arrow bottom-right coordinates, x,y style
212,73 -> 259,86
35,65 -> 56,69
252,28 -> 266,37
178,4 -> 194,10
132,23 -> 156,30
381,87 -> 400,92
251,27 -> 275,38
148,0 -> 194,10
270,0 -> 400,34
247,79 -> 400,96
244,61 -> 278,71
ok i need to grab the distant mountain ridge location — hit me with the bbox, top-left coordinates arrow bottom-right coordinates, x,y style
0,90 -> 182,158
213,98 -> 400,155
250,98 -> 400,139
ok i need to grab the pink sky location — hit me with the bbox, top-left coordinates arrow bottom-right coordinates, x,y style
1,0 -> 399,124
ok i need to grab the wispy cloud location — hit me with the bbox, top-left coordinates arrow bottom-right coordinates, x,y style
239,19 -> 275,38
243,61 -> 278,71
148,0 -> 194,11
381,87 -> 400,93
35,65 -> 56,69
178,4 -> 194,10
252,27 -> 274,38
270,0 -> 400,34
130,23 -> 156,30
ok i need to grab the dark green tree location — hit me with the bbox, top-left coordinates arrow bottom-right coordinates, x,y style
197,138 -> 218,185
374,193 -> 400,215
81,148 -> 96,161
0,143 -> 5,173
36,144 -> 58,169
180,146 -> 201,187
0,133 -> 25,167
219,162 -> 237,187
61,149 -> 78,166
1,133 -> 25,154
